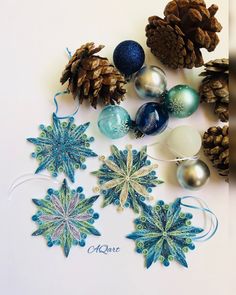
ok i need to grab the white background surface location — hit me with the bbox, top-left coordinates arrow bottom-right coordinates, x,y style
0,0 -> 232,294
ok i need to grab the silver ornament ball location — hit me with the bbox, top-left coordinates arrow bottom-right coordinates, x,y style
177,159 -> 210,190
134,66 -> 167,100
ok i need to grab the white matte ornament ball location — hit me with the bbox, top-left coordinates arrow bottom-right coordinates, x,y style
166,126 -> 202,157
134,66 -> 167,100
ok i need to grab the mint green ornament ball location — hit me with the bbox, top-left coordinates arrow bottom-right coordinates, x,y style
164,85 -> 200,118
98,105 -> 131,139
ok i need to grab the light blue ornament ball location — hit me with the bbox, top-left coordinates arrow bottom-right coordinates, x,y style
164,85 -> 200,118
98,105 -> 131,139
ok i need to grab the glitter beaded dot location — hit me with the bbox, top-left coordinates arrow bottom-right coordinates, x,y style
113,40 -> 145,76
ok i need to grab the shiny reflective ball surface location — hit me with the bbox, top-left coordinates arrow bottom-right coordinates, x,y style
134,66 -> 167,100
98,105 -> 131,139
177,159 -> 210,190
135,102 -> 169,136
164,85 -> 200,118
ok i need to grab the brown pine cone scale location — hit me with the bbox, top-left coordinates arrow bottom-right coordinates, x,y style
199,58 -> 229,122
60,43 -> 127,109
146,0 -> 222,69
203,126 -> 229,180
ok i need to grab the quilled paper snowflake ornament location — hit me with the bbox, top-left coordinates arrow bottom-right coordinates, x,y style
127,197 -> 218,268
92,145 -> 163,213
31,179 -> 101,257
127,198 -> 201,268
27,113 -> 97,182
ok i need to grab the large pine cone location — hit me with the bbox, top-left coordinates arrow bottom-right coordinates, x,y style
199,58 -> 229,122
146,0 -> 222,69
60,43 -> 126,109
203,126 -> 229,180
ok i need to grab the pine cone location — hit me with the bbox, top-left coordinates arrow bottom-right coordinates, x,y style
203,126 -> 229,180
60,43 -> 127,108
146,0 -> 222,69
199,58 -> 229,122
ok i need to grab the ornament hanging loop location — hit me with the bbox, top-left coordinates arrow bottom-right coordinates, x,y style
53,90 -> 80,120
145,124 -> 202,163
146,140 -> 199,163
8,173 -> 59,201
180,196 -> 218,242
65,47 -> 72,59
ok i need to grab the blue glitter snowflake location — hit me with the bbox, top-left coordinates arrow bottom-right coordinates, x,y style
32,179 -> 101,257
127,198 -> 204,268
27,113 -> 97,182
92,145 -> 163,213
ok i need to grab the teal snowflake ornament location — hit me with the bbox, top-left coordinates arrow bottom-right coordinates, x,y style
92,145 -> 163,213
127,198 -> 204,268
32,179 -> 101,257
27,113 -> 97,182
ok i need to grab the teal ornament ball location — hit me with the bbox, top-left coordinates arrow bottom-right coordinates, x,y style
98,105 -> 131,139
134,66 -> 167,100
164,85 -> 200,118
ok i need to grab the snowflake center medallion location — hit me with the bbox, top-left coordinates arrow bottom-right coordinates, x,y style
64,214 -> 69,222
162,231 -> 168,237
125,176 -> 130,182
27,113 -> 97,182
92,145 -> 163,213
53,140 -> 66,153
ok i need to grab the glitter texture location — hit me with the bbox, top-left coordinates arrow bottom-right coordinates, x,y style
113,40 -> 145,76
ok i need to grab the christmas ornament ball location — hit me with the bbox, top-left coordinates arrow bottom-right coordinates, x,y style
98,105 -> 131,139
113,40 -> 145,76
134,66 -> 167,100
135,102 -> 169,136
166,126 -> 202,157
164,85 -> 200,118
177,159 -> 210,190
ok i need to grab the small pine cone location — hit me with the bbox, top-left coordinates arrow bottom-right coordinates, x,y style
60,43 -> 127,109
146,0 -> 222,69
199,58 -> 229,122
203,125 -> 229,180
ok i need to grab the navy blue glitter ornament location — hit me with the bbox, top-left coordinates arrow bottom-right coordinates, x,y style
135,102 -> 169,136
113,40 -> 145,76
